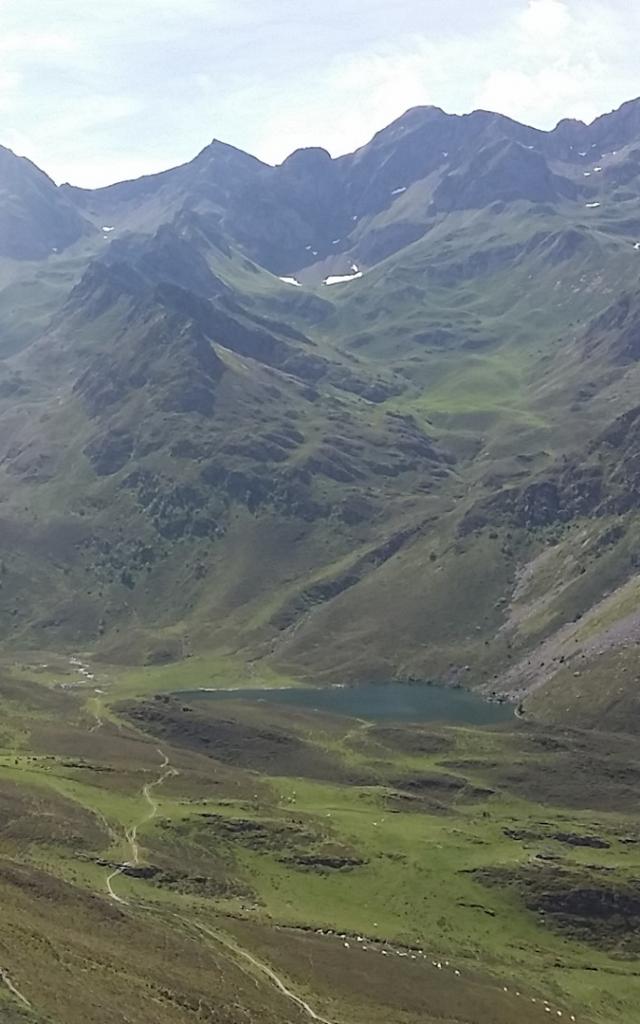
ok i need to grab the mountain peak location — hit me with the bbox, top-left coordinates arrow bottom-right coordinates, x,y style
587,96 -> 640,149
590,95 -> 640,124
0,143 -> 92,259
377,104 -> 449,135
554,116 -> 587,131
198,138 -> 269,168
280,146 -> 333,172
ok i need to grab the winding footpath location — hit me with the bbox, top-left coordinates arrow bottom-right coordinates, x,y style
103,749 -> 335,1022
88,697 -> 104,734
190,921 -> 336,1024
0,967 -> 32,1011
106,748 -> 178,905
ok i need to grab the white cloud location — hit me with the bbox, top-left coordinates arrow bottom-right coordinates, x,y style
0,69 -> 20,113
475,0 -> 634,126
251,0 -> 640,165
478,67 -> 581,121
251,47 -> 441,164
0,31 -> 78,54
52,155 -> 165,188
519,0 -> 571,38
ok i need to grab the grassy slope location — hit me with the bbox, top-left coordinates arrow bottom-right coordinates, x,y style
254,204 -> 640,691
3,161 -> 640,720
1,671 -> 640,1023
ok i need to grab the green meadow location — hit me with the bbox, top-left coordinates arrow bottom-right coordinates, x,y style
1,668 -> 639,1023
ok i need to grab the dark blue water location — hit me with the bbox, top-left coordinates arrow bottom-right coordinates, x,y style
183,682 -> 513,725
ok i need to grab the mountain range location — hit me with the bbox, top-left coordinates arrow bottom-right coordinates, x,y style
3,98 -> 640,728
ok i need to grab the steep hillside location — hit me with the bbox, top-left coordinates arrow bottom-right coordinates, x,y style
0,145 -> 93,260
2,99 -> 640,725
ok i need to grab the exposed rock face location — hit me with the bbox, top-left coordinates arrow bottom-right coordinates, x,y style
582,293 -> 640,364
84,431 -> 134,476
64,260 -> 148,321
122,471 -> 222,540
110,223 -> 230,294
74,312 -> 225,419
460,399 -> 640,533
434,140 -> 576,212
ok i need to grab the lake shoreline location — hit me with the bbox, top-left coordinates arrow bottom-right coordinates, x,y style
179,681 -> 515,726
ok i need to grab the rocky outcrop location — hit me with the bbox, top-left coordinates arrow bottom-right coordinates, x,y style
84,431 -> 134,476
434,140 -> 576,212
552,832 -> 611,849
74,310 -> 225,420
459,401 -> 640,534
475,863 -> 640,949
122,470 -> 223,540
581,293 -> 640,364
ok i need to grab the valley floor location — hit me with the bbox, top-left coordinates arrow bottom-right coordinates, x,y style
1,661 -> 639,1024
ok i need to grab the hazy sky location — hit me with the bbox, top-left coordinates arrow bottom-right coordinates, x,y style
1,0 -> 639,187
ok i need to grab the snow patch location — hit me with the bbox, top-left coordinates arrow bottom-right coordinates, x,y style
583,172 -> 591,177
278,276 -> 301,287
101,225 -> 115,232
633,242 -> 640,251
391,186 -> 407,195
323,269 -> 363,286
593,166 -> 602,172
585,202 -> 601,208
332,238 -> 341,244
